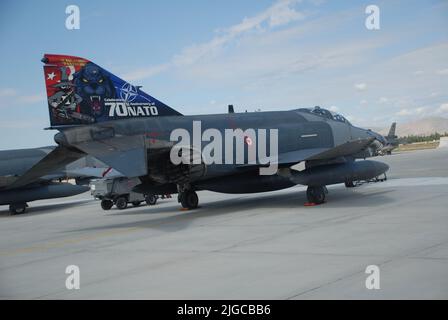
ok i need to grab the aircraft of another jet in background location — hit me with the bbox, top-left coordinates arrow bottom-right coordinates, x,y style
0,146 -> 119,214
380,122 -> 399,155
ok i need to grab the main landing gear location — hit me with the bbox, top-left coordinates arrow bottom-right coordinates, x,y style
9,202 -> 28,215
178,185 -> 199,210
306,186 -> 327,205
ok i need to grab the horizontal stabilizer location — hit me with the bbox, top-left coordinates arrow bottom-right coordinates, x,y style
64,167 -> 123,179
274,148 -> 328,165
9,146 -> 86,189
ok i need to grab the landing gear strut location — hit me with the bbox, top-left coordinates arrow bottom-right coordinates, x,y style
345,180 -> 355,188
306,186 -> 327,204
9,203 -> 27,215
178,189 -> 199,209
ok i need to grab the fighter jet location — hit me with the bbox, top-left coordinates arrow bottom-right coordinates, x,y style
13,54 -> 390,210
0,146 -> 119,214
380,122 -> 399,155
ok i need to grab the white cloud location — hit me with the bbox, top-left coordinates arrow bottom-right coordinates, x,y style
328,105 -> 339,112
0,88 -> 44,108
126,0 -> 307,81
415,107 -> 426,114
112,2 -> 447,128
394,102 -> 448,119
396,109 -> 412,116
436,68 -> 448,75
437,103 -> 448,113
224,0 -> 304,33
0,88 -> 17,97
354,83 -> 367,91
267,0 -> 305,27
396,107 -> 428,117
174,0 -> 306,67
124,63 -> 170,82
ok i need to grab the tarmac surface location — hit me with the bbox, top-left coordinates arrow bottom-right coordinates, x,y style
1,148 -> 447,299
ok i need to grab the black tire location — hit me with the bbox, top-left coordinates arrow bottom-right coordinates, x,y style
9,203 -> 27,215
115,196 -> 128,210
132,201 -> 142,207
180,190 -> 199,209
306,186 -> 326,204
101,200 -> 113,210
145,195 -> 157,206
345,180 -> 355,188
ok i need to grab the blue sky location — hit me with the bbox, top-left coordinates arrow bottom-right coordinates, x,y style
0,0 -> 447,149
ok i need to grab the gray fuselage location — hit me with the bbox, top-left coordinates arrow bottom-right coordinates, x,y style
58,109 -> 385,194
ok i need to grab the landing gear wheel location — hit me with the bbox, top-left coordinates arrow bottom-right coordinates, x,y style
180,190 -> 199,209
306,186 -> 326,204
132,201 -> 142,207
9,203 -> 27,215
345,180 -> 355,188
101,200 -> 113,210
115,196 -> 128,210
145,195 -> 157,206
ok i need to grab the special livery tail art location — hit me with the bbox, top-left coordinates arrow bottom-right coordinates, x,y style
42,54 -> 182,126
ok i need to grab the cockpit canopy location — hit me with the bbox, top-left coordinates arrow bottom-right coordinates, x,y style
297,106 -> 352,125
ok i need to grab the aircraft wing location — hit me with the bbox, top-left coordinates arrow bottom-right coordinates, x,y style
306,137 -> 376,161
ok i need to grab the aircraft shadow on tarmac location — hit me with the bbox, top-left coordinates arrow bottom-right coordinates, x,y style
68,186 -> 394,233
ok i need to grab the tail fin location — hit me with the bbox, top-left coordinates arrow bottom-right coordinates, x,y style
42,54 -> 182,127
387,122 -> 397,138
